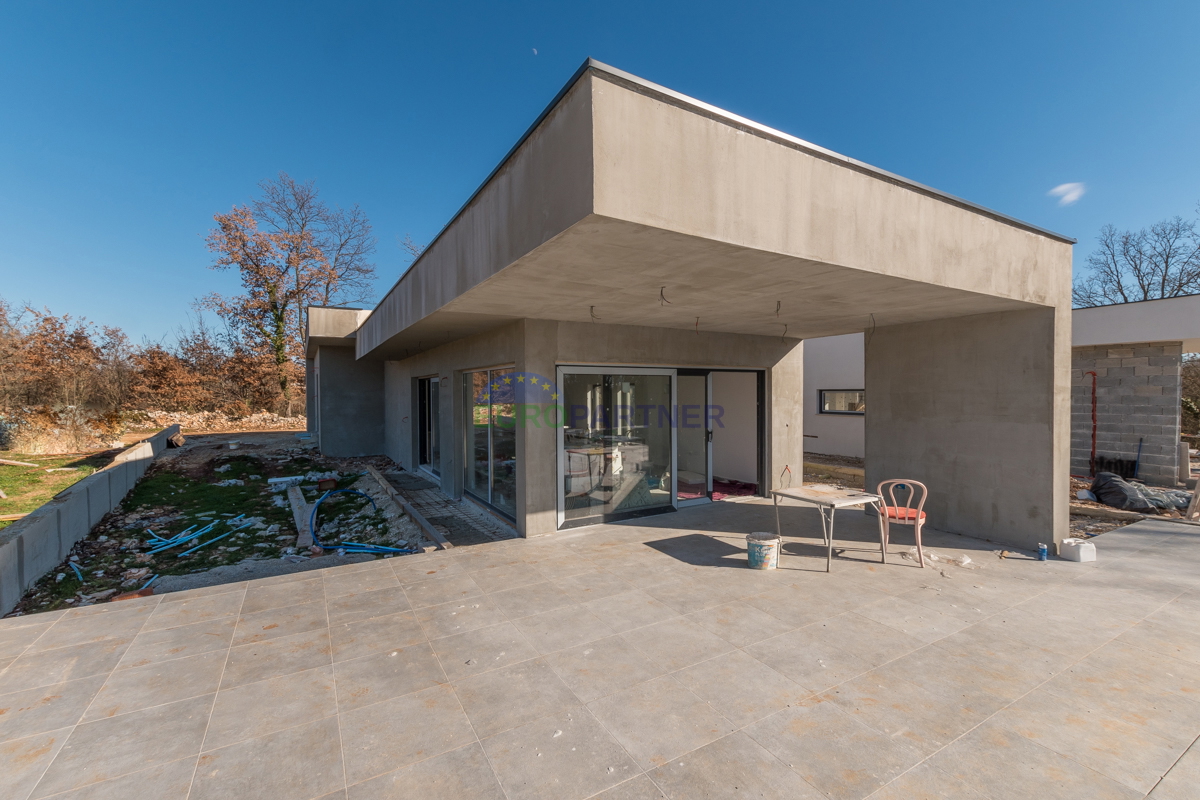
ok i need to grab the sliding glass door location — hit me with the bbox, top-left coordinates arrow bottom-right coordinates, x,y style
417,377 -> 440,476
558,367 -> 674,525
465,368 -> 516,518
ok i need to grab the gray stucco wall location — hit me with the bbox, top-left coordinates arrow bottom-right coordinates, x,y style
316,346 -> 384,457
1070,342 -> 1182,485
865,308 -> 1069,550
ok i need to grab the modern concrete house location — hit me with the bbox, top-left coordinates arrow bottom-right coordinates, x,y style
305,59 -> 1075,549
803,296 -> 1199,487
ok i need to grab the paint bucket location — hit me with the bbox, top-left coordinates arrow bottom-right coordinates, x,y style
746,532 -> 780,570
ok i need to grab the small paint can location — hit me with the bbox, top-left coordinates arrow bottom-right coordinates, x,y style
1037,543 -> 1049,561
747,532 -> 781,570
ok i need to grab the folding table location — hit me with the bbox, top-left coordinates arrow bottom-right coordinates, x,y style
771,485 -> 883,572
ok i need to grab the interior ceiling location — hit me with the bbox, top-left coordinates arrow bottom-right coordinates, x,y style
365,217 -> 1040,360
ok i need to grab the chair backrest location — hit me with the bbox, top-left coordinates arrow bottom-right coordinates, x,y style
877,479 -> 928,524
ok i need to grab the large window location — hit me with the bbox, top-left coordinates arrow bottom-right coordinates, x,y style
819,390 -> 865,415
417,377 -> 440,476
465,368 -> 516,518
559,369 -> 674,524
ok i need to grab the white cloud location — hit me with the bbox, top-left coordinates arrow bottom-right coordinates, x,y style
532,48 -> 538,55
1048,182 -> 1086,206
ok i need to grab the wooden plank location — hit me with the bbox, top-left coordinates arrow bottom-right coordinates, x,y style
1186,488 -> 1200,522
1,513 -> 29,521
0,458 -> 38,467
364,465 -> 451,551
286,485 -> 313,548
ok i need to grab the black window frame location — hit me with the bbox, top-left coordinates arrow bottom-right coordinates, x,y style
818,389 -> 865,416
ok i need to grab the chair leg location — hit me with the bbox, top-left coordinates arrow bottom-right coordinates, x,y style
877,508 -> 887,564
914,520 -> 925,568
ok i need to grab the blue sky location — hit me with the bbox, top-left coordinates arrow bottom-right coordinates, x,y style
2,1 -> 1198,342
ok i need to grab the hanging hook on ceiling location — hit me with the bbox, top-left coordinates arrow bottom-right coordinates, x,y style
590,306 -> 601,322
695,316 -> 700,334
775,300 -> 781,317
865,313 -> 876,351
659,287 -> 672,306
781,323 -> 788,343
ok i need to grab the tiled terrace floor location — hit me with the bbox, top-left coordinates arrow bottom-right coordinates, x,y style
2,499 -> 1200,800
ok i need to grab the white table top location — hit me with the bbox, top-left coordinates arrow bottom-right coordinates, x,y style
771,484 -> 881,508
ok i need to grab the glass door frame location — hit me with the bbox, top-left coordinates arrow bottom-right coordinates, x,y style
675,370 -> 713,508
555,365 -> 678,530
462,365 -> 518,521
416,375 -> 440,478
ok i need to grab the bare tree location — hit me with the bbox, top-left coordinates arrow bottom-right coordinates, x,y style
204,174 -> 378,413
1073,209 -> 1200,307
250,172 -> 378,340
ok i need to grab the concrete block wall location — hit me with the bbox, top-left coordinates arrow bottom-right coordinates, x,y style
0,425 -> 180,615
1071,342 -> 1182,485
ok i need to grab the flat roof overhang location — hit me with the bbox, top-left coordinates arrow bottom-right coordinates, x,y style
356,60 -> 1073,362
362,216 -> 1042,360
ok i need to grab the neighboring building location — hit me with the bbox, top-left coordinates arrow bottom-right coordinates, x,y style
804,295 -> 1200,486
1071,295 -> 1200,486
305,59 -> 1075,550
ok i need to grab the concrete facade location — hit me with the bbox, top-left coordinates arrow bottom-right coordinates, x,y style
1071,342 -> 1183,485
306,59 -> 1074,549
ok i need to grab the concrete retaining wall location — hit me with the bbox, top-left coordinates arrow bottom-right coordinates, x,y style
0,425 -> 180,615
1071,343 -> 1181,485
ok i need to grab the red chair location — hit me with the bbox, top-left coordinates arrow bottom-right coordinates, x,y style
877,480 -> 928,567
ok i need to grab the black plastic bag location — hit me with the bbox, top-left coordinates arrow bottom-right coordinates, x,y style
1089,472 -> 1154,512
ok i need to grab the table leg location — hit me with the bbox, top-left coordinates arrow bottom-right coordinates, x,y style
774,494 -> 782,541
876,501 -> 887,564
823,506 -> 835,573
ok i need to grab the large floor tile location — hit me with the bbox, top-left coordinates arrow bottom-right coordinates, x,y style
545,634 -> 670,703
339,684 -> 475,785
646,732 -> 826,800
34,757 -> 197,800
469,561 -> 548,593
584,590 -> 680,633
429,621 -> 539,680
686,600 -> 797,647
326,586 -> 412,627
855,595 -> 972,644
31,694 -> 213,798
0,621 -> 55,660
0,637 -> 133,695
1149,733 -> 1200,799
552,569 -> 635,602
589,775 -> 667,799
232,600 -> 327,646
329,611 -> 424,662
455,658 -> 580,738
415,596 -> 508,640
512,604 -> 615,654
240,577 -> 324,615
323,566 -> 400,600
868,761 -> 991,800
347,742 -> 504,800
588,675 -> 734,769
83,649 -> 226,721
926,721 -> 1142,800
619,617 -> 734,672
141,590 -> 244,632
675,650 -> 810,727
745,697 -> 924,800
401,573 -> 483,609
0,728 -> 70,800
116,616 -> 236,670
221,628 -> 332,689
205,665 -> 338,749
0,675 -> 106,743
23,606 -> 151,654
491,581 -> 576,619
334,643 -> 446,712
482,708 -> 641,800
190,715 -> 343,800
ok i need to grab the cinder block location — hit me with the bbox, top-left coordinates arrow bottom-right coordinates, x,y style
1134,384 -> 1164,396
1121,357 -> 1150,367
1134,366 -> 1165,376
1148,356 -> 1181,368
1108,348 -> 1135,358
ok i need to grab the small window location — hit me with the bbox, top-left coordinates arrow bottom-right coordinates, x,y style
820,390 -> 865,415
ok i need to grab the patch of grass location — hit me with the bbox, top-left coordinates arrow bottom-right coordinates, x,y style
0,450 -> 118,529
